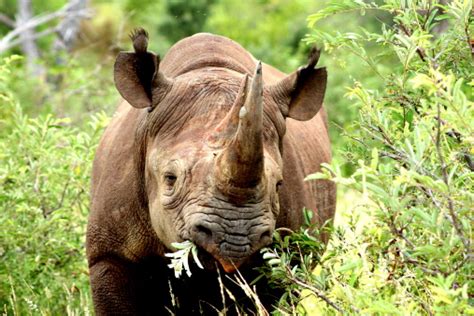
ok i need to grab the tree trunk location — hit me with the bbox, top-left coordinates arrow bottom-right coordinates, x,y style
17,0 -> 45,77
54,0 -> 89,52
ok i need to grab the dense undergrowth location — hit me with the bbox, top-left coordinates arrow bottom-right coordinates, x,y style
1,56 -> 109,314
0,0 -> 472,315
261,0 -> 473,314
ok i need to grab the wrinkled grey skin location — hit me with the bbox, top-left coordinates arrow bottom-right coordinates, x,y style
87,29 -> 336,315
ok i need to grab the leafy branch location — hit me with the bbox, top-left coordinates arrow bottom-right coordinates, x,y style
165,240 -> 204,278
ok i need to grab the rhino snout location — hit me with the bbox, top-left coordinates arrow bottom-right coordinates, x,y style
189,217 -> 273,272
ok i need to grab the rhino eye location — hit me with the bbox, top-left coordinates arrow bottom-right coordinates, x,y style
276,180 -> 283,191
164,173 -> 177,186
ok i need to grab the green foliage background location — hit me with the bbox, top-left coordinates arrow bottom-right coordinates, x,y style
0,0 -> 472,314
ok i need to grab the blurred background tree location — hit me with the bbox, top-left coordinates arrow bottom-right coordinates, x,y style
159,0 -> 216,43
1,0 -> 386,162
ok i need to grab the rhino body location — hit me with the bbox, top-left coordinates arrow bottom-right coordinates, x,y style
87,30 -> 335,315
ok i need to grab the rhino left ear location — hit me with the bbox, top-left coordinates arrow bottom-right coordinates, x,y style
114,51 -> 157,108
268,47 -> 327,121
114,28 -> 172,109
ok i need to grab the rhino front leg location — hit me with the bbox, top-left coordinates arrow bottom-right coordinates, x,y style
89,257 -> 169,315
89,258 -> 142,315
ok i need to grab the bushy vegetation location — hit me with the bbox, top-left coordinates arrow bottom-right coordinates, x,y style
262,0 -> 473,314
0,56 -> 110,314
0,0 -> 472,314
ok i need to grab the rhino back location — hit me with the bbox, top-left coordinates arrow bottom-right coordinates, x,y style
160,33 -> 257,77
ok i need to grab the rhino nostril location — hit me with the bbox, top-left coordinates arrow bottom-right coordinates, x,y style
195,224 -> 213,238
259,229 -> 272,245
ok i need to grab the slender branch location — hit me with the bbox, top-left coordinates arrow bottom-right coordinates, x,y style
465,23 -> 473,57
227,271 -> 269,316
433,102 -> 470,252
53,177 -> 71,212
403,257 -> 445,276
398,23 -> 427,62
386,212 -> 416,249
28,156 -> 50,218
1,27 -> 58,52
421,2 -> 432,31
0,3 -> 91,53
421,303 -> 435,316
414,294 -> 435,316
275,227 -> 295,235
0,13 -> 15,27
286,272 -> 349,314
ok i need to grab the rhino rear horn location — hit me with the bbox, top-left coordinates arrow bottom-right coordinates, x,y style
268,47 -> 327,121
114,28 -> 173,109
207,74 -> 248,147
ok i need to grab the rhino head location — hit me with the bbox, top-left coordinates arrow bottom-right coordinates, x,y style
113,29 -> 327,273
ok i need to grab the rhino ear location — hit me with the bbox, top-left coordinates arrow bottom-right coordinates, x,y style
114,51 -> 156,108
114,28 -> 171,109
268,47 -> 327,121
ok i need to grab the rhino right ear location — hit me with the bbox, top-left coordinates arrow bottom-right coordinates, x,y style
114,28 -> 172,109
267,47 -> 327,121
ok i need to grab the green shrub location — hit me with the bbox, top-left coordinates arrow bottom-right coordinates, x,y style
0,57 -> 109,314
263,1 -> 473,314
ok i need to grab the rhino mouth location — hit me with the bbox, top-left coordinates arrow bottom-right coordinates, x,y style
193,243 -> 256,273
188,218 -> 272,273
191,237 -> 257,273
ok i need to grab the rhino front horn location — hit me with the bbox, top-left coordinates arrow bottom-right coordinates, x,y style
216,62 -> 264,192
